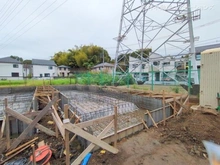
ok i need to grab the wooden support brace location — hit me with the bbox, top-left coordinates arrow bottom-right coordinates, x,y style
146,110 -> 158,128
63,123 -> 118,154
8,97 -> 57,151
6,108 -> 55,136
0,116 -> 6,138
176,96 -> 189,116
141,119 -> 149,129
71,120 -> 114,165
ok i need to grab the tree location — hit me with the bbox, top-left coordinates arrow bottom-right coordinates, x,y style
23,60 -> 32,64
52,44 -> 111,69
10,55 -> 23,62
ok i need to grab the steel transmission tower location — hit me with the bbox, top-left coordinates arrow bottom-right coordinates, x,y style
113,0 -> 200,84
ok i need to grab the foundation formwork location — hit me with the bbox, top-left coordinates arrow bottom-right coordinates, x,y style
56,85 -> 171,148
0,91 -> 35,135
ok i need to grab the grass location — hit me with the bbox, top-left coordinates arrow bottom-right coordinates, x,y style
0,78 -> 76,87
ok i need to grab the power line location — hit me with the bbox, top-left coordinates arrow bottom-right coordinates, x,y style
0,0 -> 24,27
0,0 -> 16,23
0,0 -> 11,15
0,0 -> 58,46
0,0 -> 31,33
0,0 -> 69,51
0,0 -> 48,43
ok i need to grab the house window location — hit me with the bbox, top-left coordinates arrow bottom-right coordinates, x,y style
153,61 -> 159,66
142,64 -> 145,69
132,64 -> 138,68
196,54 -> 201,60
64,68 -> 66,71
162,62 -> 170,66
44,73 -> 50,77
40,74 -> 43,78
11,72 -> 19,77
48,66 -> 53,70
13,64 -> 19,68
59,68 -> 62,70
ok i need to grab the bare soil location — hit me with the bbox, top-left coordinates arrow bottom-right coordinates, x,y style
89,110 -> 220,165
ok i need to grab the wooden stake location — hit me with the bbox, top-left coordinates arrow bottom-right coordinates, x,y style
162,90 -> 166,126
64,104 -> 70,165
114,106 -> 118,148
5,98 -> 10,150
31,144 -> 36,165
174,96 -> 177,115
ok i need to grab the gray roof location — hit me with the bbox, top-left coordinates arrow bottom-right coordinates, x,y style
93,62 -> 114,68
58,65 -> 70,68
0,56 -> 21,64
194,43 -> 220,54
32,59 -> 57,66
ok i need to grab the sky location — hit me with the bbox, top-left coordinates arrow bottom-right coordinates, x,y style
0,0 -> 219,60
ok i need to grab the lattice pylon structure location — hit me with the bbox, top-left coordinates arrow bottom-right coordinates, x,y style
113,0 -> 200,84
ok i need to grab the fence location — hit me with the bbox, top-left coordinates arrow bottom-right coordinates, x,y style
0,68 -> 200,95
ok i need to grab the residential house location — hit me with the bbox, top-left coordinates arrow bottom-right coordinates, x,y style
91,62 -> 114,74
0,56 -> 23,80
58,65 -> 70,77
32,59 -> 57,78
193,43 -> 220,69
129,53 -> 187,83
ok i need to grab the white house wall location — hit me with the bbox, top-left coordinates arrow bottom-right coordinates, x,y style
33,65 -> 57,78
0,63 -> 23,80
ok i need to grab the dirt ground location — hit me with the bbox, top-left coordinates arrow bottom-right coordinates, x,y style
89,109 -> 220,165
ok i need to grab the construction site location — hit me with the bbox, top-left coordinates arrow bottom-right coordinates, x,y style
0,59 -> 220,165
0,0 -> 219,164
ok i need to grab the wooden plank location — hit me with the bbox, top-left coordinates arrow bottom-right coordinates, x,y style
165,95 -> 187,103
0,116 -> 6,138
51,113 -> 64,139
114,106 -> 118,148
141,119 -> 149,129
64,104 -> 70,165
31,144 -> 36,165
5,137 -> 39,157
146,110 -> 158,128
5,98 -> 10,150
76,115 -> 114,128
71,120 -> 114,165
0,143 -> 33,165
174,96 -> 177,115
69,134 -> 77,144
162,90 -> 166,126
7,108 -> 55,136
8,97 -> 57,151
63,123 -> 118,154
177,96 -> 189,116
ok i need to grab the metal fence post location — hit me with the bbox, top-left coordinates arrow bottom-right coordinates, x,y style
188,60 -> 192,95
151,64 -> 154,91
